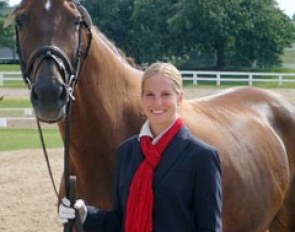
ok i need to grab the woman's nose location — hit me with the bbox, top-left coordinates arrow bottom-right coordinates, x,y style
153,96 -> 162,106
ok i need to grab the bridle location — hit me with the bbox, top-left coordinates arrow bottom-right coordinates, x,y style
16,1 -> 92,97
15,1 -> 92,232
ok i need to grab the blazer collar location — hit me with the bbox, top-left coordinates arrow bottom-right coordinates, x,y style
138,118 -> 179,145
125,127 -> 190,192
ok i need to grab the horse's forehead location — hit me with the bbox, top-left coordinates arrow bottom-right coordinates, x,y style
30,0 -> 54,11
44,0 -> 52,11
14,0 -> 80,28
18,0 -> 73,13
13,0 -> 80,49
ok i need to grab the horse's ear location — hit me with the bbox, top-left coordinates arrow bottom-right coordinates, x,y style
4,9 -> 17,28
4,0 -> 26,28
79,5 -> 92,27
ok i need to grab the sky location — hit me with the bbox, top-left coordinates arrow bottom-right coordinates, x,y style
5,0 -> 295,18
277,0 -> 294,18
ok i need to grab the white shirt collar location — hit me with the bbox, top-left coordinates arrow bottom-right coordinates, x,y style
138,117 -> 179,145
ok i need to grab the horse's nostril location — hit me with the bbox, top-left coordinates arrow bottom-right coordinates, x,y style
31,88 -> 39,105
59,86 -> 68,102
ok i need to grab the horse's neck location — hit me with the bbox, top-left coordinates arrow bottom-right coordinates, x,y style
68,32 -> 144,147
58,34 -> 145,205
84,33 -> 142,114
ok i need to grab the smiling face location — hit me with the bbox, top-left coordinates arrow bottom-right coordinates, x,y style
141,74 -> 183,136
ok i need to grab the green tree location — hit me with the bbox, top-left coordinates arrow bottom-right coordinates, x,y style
82,0 -> 134,58
0,1 -> 15,56
82,0 -> 178,64
129,0 -> 180,63
168,0 -> 295,68
82,0 -> 295,68
231,0 -> 295,67
166,0 -> 241,67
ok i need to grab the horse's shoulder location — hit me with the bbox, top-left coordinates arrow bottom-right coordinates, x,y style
180,127 -> 218,152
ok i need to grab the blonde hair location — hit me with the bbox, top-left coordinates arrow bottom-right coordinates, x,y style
141,62 -> 183,95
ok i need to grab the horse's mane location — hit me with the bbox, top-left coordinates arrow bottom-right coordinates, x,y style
91,26 -> 138,68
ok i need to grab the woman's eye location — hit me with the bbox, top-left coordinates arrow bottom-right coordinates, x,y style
162,92 -> 171,97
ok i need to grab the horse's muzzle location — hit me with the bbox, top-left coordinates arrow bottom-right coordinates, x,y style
31,81 -> 68,123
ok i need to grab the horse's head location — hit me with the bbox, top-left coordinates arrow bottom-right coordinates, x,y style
6,0 -> 92,123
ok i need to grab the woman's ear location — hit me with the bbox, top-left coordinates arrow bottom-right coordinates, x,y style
177,91 -> 184,106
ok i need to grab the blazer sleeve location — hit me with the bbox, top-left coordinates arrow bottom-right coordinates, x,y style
83,145 -> 126,232
193,148 -> 222,232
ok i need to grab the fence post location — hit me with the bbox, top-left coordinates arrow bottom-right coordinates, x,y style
0,73 -> 3,86
216,74 -> 220,86
193,72 -> 197,85
278,75 -> 282,86
249,74 -> 253,86
0,118 -> 7,128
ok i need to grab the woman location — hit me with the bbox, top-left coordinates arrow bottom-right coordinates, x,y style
59,62 -> 222,231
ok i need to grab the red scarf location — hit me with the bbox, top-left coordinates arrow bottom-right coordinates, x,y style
125,118 -> 183,232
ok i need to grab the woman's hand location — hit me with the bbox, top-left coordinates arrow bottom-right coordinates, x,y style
58,198 -> 87,224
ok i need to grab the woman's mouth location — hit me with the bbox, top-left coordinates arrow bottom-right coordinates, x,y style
152,109 -> 165,114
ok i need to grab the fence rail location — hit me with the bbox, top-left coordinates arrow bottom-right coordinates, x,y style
1,71 -> 295,86
0,71 -> 23,86
1,70 -> 295,127
0,107 -> 32,128
181,70 -> 295,86
0,108 -> 58,128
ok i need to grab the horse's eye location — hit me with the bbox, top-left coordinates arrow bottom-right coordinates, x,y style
15,16 -> 23,29
74,20 -> 81,30
73,15 -> 81,30
15,13 -> 27,30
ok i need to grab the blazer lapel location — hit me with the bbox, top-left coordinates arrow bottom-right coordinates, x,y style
154,127 -> 190,187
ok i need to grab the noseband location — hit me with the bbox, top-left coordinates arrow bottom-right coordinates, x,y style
25,46 -> 77,99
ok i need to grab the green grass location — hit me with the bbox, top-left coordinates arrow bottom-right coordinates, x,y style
0,97 -> 62,151
0,128 -> 63,151
0,64 -> 20,71
0,98 -> 31,108
2,80 -> 26,88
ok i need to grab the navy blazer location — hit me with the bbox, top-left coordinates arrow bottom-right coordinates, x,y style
84,126 -> 222,232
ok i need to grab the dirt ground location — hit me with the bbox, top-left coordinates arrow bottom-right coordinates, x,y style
0,148 -> 63,232
1,87 -> 295,231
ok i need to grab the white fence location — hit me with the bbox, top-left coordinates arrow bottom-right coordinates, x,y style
0,107 -> 57,128
1,70 -> 295,128
0,107 -> 33,128
1,70 -> 295,86
0,71 -> 23,86
181,70 -> 295,86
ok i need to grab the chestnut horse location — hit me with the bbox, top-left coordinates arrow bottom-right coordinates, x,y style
6,0 -> 295,231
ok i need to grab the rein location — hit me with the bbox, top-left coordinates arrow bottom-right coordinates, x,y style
14,1 -> 92,232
